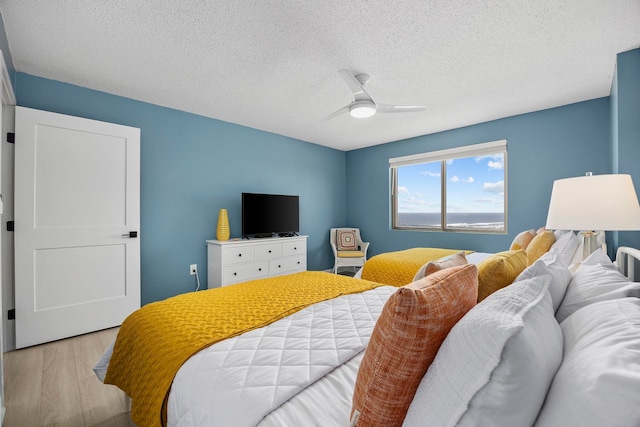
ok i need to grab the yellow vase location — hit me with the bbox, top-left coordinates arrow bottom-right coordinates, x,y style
216,208 -> 230,241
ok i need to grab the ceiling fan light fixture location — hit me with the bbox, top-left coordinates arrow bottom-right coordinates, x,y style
349,101 -> 376,118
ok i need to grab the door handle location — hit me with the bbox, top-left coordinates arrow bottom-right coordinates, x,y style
122,231 -> 138,238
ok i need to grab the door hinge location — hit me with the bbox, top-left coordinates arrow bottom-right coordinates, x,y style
6,221 -> 14,231
7,132 -> 14,143
8,309 -> 15,320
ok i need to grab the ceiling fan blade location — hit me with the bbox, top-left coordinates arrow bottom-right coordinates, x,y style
376,104 -> 426,114
323,104 -> 350,121
338,69 -> 371,100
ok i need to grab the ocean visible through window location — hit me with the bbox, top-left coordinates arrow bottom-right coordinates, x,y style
397,212 -> 505,230
390,140 -> 507,233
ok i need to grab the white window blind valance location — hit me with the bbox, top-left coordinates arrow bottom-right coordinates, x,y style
389,139 -> 507,168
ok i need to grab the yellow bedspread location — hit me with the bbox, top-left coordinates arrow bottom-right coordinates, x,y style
104,271 -> 384,427
362,248 -> 473,287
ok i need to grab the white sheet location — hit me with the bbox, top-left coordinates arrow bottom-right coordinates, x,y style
167,286 -> 395,427
259,352 -> 364,426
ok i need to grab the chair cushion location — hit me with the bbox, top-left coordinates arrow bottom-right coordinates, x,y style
336,230 -> 358,250
337,250 -> 365,258
350,264 -> 478,427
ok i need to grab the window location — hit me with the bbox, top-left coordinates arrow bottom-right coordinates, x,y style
390,140 -> 507,233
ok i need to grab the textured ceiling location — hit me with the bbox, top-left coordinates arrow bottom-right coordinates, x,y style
1,1 -> 639,151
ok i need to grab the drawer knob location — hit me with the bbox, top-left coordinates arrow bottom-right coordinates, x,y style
297,261 -> 300,264
238,253 -> 242,257
233,272 -> 237,276
268,250 -> 272,253
278,265 -> 281,268
258,268 -> 262,271
294,247 -> 297,250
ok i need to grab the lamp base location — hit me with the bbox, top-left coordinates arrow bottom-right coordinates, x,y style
581,231 -> 598,259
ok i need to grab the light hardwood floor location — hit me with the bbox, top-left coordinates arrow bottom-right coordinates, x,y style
3,327 -> 134,427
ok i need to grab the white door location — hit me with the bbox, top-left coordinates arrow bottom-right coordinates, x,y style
14,107 -> 140,349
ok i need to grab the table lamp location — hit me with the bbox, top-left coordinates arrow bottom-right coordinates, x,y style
545,173 -> 640,259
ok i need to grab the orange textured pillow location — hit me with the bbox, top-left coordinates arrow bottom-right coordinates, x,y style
477,250 -> 528,302
510,229 -> 536,250
412,250 -> 468,281
527,230 -> 556,265
351,264 -> 479,427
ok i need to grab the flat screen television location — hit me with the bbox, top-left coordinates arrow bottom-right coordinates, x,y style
242,193 -> 299,238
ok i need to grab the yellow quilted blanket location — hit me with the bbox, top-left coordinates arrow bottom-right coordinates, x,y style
104,271 -> 384,427
362,248 -> 473,287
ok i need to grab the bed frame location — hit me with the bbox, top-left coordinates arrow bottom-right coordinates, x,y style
615,246 -> 640,281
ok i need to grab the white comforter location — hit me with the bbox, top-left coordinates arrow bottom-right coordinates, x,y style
167,285 -> 395,427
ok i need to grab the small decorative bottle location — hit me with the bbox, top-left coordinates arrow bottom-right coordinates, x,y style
216,208 -> 230,241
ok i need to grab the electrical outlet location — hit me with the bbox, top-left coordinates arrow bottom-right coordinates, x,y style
190,264 -> 197,275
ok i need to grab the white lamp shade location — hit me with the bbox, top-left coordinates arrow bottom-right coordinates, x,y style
546,174 -> 640,231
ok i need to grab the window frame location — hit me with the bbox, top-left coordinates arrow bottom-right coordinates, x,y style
390,140 -> 507,234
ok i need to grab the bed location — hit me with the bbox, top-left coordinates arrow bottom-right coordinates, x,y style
95,233 -> 640,427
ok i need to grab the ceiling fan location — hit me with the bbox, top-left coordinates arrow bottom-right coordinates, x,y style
324,69 -> 426,120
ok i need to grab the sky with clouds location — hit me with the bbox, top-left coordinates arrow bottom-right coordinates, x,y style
396,154 -> 505,213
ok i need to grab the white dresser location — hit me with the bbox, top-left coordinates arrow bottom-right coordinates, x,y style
206,236 -> 308,288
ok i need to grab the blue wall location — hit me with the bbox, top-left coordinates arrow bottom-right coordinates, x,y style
11,61 -> 629,304
611,48 -> 640,251
15,73 -> 347,303
346,98 -> 611,256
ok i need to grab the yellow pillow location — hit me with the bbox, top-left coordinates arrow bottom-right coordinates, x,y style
477,250 -> 528,302
510,229 -> 536,250
526,231 -> 556,265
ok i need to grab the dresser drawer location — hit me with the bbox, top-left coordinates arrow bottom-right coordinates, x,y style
207,236 -> 307,288
255,243 -> 282,261
222,246 -> 255,265
222,261 -> 268,285
282,240 -> 306,257
269,255 -> 306,275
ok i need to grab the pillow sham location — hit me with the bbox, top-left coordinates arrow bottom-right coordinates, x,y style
548,230 -> 580,266
351,264 -> 478,427
403,274 -> 561,427
509,229 -> 536,250
555,261 -> 640,323
580,247 -> 615,268
526,230 -> 556,265
412,251 -> 467,281
515,250 -> 572,312
336,229 -> 358,251
477,250 -> 528,302
535,298 -> 640,427
569,231 -> 606,264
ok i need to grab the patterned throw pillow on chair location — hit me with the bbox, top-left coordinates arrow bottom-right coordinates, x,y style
337,230 -> 358,251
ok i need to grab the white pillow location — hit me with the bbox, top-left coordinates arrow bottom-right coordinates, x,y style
555,262 -> 640,323
570,231 -> 606,264
580,247 -> 615,268
403,275 -> 562,427
515,250 -> 572,312
535,298 -> 640,427
548,231 -> 580,266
